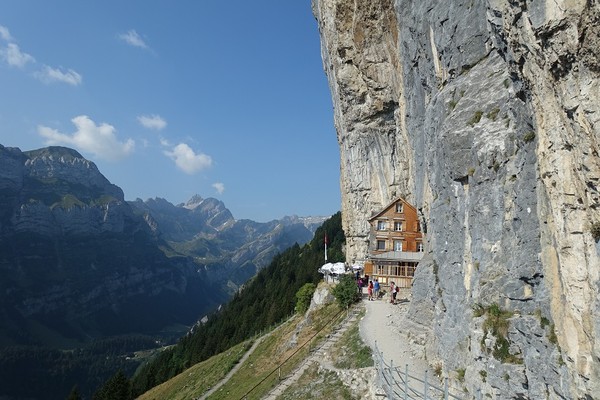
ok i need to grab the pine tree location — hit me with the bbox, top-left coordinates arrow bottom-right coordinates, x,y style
93,370 -> 131,400
66,385 -> 82,400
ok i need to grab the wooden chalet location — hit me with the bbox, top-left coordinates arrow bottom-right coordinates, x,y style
363,197 -> 424,289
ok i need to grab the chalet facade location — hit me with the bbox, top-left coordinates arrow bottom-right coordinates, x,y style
364,197 -> 424,289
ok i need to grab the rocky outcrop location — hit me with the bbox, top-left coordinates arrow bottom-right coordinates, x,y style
313,0 -> 600,398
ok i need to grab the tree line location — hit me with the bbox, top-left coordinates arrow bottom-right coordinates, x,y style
106,211 -> 345,399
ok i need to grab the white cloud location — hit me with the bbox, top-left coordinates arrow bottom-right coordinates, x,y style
118,30 -> 149,49
0,25 -> 14,42
38,115 -> 134,161
164,143 -> 212,174
34,65 -> 82,86
1,43 -> 34,67
212,182 -> 225,195
137,114 -> 166,131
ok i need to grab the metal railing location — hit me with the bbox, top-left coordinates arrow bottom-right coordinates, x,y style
239,306 -> 350,399
373,342 -> 477,400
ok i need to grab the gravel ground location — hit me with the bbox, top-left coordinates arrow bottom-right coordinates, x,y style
358,289 -> 430,377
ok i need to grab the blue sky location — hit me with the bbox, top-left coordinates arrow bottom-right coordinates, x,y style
0,1 -> 341,222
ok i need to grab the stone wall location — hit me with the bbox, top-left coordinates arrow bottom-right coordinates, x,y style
313,0 -> 600,397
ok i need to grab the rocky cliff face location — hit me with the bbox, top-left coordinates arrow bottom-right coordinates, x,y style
313,0 -> 600,398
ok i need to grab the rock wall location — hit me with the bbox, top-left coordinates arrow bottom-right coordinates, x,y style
313,0 -> 600,398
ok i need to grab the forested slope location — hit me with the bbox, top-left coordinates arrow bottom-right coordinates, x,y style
129,211 -> 345,397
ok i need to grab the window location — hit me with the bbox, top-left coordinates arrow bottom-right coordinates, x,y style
393,240 -> 403,251
394,221 -> 403,231
417,242 -> 424,252
395,202 -> 404,213
377,221 -> 387,231
376,240 -> 386,250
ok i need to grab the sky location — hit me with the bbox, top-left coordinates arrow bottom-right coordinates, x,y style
0,1 -> 341,222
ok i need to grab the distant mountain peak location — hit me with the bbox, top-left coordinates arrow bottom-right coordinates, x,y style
184,194 -> 204,210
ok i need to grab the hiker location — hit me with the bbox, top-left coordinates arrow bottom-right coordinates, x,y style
374,279 -> 380,299
367,280 -> 374,301
390,282 -> 396,304
357,277 -> 363,296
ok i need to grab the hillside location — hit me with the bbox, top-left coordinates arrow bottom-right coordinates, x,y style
128,212 -> 345,398
0,144 -> 329,400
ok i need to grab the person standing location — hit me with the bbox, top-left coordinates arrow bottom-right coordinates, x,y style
389,282 -> 396,304
367,280 -> 374,301
357,277 -> 363,297
374,279 -> 380,299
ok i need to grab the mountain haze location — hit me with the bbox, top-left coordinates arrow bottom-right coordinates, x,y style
0,144 -> 326,399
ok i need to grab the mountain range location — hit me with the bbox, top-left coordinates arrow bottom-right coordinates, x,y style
0,144 -> 326,349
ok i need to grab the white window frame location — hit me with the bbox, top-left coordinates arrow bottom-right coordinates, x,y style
376,240 -> 386,250
394,221 -> 403,231
377,221 -> 387,231
393,240 -> 403,252
396,202 -> 404,213
417,242 -> 424,252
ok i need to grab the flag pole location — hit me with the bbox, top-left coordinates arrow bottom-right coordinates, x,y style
324,234 -> 328,262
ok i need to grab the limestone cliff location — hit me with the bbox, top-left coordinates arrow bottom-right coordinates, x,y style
313,0 -> 600,398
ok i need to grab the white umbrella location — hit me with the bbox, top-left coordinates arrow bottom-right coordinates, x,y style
318,262 -> 334,274
331,262 -> 346,274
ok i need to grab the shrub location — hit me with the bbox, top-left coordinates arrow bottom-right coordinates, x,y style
331,274 -> 359,309
468,110 -> 484,126
480,304 -> 523,364
295,283 -> 316,314
479,370 -> 487,382
456,368 -> 466,383
523,131 -> 536,143
486,108 -> 500,121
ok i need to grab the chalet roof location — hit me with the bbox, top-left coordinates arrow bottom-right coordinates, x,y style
369,251 -> 424,262
368,196 -> 418,221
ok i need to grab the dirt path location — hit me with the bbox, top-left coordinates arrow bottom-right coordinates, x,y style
198,336 -> 266,400
358,290 -> 429,376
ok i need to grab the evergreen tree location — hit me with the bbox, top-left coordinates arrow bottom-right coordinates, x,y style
93,370 -> 131,400
66,385 -> 82,400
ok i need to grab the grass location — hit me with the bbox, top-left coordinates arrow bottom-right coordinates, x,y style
486,108 -> 500,121
281,308 -> 371,399
138,340 -> 252,400
479,304 -> 523,364
279,364 -> 359,400
330,310 -> 373,369
51,194 -> 86,210
456,368 -> 466,383
136,299 -> 356,400
207,302 -> 343,400
467,110 -> 484,126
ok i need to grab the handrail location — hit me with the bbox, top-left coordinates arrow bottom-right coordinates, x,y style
373,341 -> 469,400
238,306 -> 349,399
